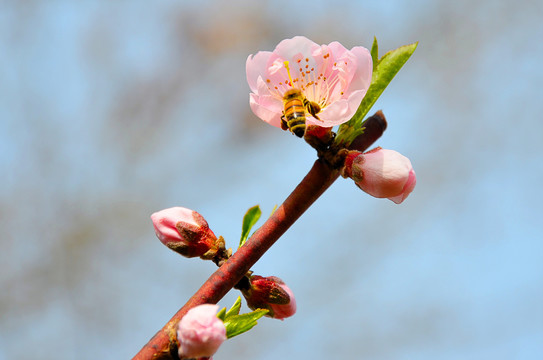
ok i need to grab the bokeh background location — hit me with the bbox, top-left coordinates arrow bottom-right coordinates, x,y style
1,1 -> 542,359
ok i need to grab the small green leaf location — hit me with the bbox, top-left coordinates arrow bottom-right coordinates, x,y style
370,36 -> 379,70
337,41 -> 418,145
239,205 -> 262,248
216,307 -> 226,321
225,297 -> 242,319
223,309 -> 269,339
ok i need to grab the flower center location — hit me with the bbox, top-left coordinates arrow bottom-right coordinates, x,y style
265,51 -> 347,110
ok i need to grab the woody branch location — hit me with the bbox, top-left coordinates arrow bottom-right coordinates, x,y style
133,112 -> 387,360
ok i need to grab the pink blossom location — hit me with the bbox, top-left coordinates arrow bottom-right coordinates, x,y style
151,207 -> 220,259
177,304 -> 227,359
343,147 -> 416,204
246,36 -> 372,131
241,275 -> 297,320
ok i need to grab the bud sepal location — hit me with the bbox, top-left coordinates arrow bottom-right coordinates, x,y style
241,275 -> 296,320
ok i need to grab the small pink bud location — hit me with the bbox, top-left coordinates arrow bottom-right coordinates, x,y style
241,275 -> 297,320
342,147 -> 416,204
177,304 -> 226,359
151,207 -> 223,259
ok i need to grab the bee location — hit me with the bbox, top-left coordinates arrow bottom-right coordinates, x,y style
278,60 -> 322,138
280,89 -> 321,138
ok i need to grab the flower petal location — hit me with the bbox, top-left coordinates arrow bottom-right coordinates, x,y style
388,169 -> 417,204
312,89 -> 366,126
246,51 -> 272,92
273,36 -> 317,63
249,93 -> 283,128
345,46 -> 373,95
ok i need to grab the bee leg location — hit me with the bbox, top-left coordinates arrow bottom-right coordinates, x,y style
305,100 -> 323,121
309,112 -> 322,122
280,114 -> 289,131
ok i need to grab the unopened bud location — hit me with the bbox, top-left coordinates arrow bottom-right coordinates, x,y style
177,304 -> 226,359
151,207 -> 224,259
241,275 -> 296,320
342,147 -> 416,204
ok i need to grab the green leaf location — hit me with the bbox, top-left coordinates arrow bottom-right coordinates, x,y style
239,205 -> 262,248
370,36 -> 379,71
337,41 -> 418,145
225,297 -> 242,319
223,309 -> 269,339
216,307 -> 226,321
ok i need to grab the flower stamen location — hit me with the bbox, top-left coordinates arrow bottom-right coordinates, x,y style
283,61 -> 295,88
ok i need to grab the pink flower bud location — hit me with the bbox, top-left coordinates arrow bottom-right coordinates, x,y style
151,207 -> 223,259
241,275 -> 297,320
343,147 -> 416,204
177,304 -> 226,359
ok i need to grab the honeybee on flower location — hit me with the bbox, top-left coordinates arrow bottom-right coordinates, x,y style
280,63 -> 322,137
246,36 -> 373,135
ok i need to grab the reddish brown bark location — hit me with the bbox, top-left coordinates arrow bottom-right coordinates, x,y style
133,113 -> 386,360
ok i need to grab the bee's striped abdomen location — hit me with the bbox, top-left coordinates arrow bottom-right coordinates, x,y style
283,89 -> 306,138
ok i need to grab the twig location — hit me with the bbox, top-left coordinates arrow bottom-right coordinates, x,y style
133,112 -> 387,360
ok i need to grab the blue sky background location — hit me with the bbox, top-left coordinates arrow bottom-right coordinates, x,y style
1,1 -> 542,359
